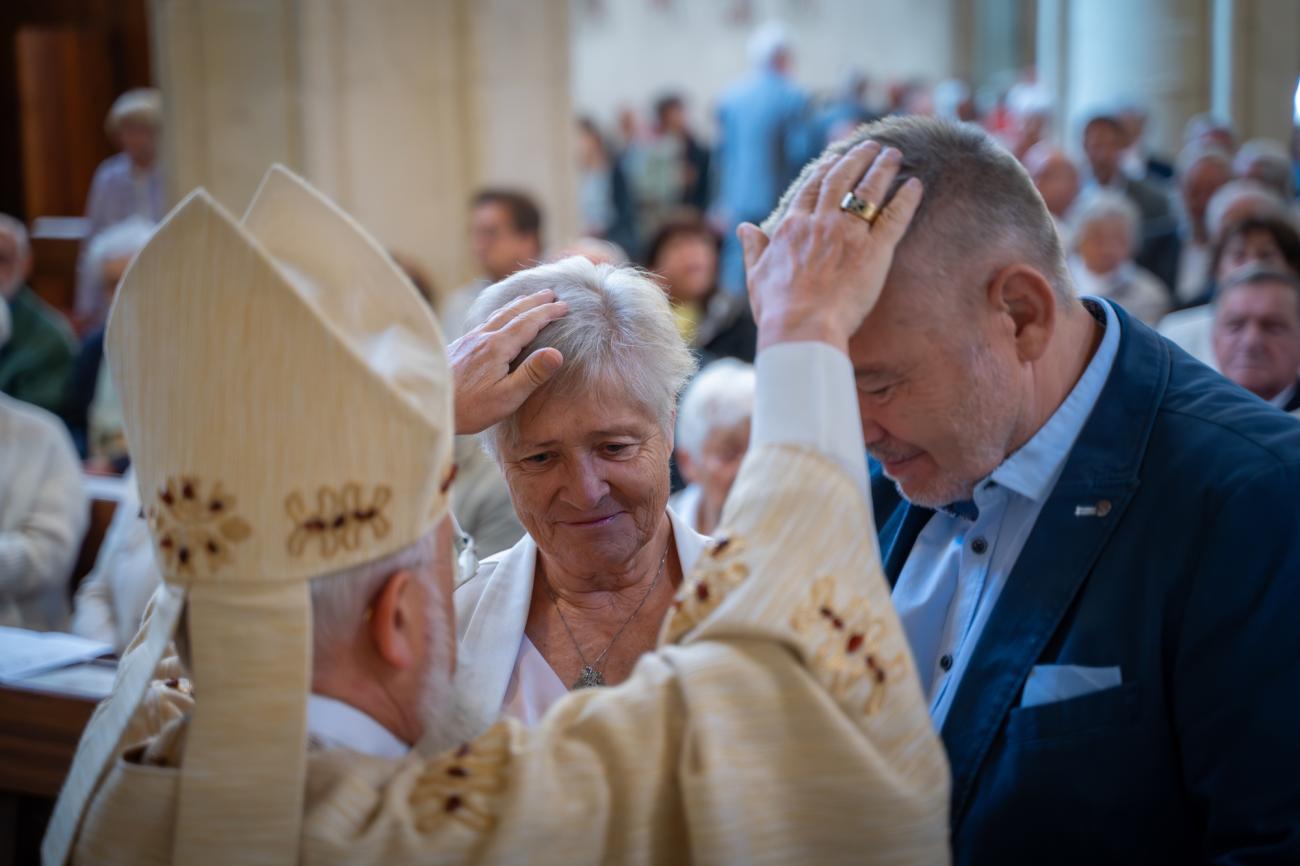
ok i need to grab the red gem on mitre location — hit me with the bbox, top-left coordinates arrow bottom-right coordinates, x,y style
695,583 -> 710,601
846,633 -> 864,653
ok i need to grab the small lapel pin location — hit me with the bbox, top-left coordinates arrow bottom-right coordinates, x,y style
1074,499 -> 1112,518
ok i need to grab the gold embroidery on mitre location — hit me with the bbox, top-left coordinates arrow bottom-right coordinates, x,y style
410,722 -> 510,834
147,476 -> 252,576
791,576 -> 908,716
661,534 -> 751,644
285,484 -> 393,558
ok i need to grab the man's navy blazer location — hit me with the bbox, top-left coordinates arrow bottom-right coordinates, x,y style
871,302 -> 1300,864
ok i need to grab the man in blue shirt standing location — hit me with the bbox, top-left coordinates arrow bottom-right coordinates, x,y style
714,22 -> 813,296
741,116 -> 1300,864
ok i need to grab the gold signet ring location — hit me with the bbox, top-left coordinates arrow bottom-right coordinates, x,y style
840,192 -> 880,225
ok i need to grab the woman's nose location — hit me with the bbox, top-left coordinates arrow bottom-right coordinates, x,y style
563,455 -> 610,508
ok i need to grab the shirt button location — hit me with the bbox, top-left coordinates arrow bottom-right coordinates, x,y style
939,654 -> 954,672
971,537 -> 988,555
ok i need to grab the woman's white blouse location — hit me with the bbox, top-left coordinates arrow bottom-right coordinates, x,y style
454,507 -> 710,728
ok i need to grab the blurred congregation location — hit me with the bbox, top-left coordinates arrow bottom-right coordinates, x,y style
2,0 -> 1300,863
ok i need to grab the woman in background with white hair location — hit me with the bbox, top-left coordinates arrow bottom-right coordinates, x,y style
62,217 -> 155,465
76,89 -> 164,327
454,256 -> 707,728
1068,190 -> 1170,325
670,359 -> 755,535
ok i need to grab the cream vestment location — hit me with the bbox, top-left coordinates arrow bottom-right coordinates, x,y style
45,166 -> 950,865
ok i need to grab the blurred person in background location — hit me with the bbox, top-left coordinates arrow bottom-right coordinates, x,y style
575,116 -> 637,256
1081,110 -> 1173,236
1025,144 -> 1081,236
713,21 -> 813,295
1234,138 -> 1297,202
61,217 -> 154,463
1068,191 -> 1170,325
1003,83 -> 1053,162
1212,266 -> 1300,415
70,468 -> 157,651
1141,144 -> 1234,305
550,236 -> 628,266
654,93 -> 711,213
1160,211 -> 1300,369
670,359 -> 754,535
1184,112 -> 1238,154
645,214 -> 756,364
76,88 -> 165,328
0,297 -> 87,631
441,189 -> 543,339
1117,101 -> 1174,183
0,214 -> 76,414
815,68 -> 880,148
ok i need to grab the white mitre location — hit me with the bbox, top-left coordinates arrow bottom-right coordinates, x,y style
44,166 -> 454,866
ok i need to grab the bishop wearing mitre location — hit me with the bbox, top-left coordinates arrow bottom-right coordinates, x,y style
44,149 -> 949,865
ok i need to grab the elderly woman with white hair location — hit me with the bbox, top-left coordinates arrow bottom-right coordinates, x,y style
454,256 -> 706,727
670,359 -> 755,535
1067,190 -> 1171,325
77,88 -> 165,326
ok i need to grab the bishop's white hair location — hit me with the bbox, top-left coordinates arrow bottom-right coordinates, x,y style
675,359 -> 756,460
466,256 -> 698,457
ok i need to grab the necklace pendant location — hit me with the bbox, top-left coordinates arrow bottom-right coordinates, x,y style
573,665 -> 606,689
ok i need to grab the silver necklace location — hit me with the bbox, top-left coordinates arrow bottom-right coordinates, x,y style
543,546 -> 669,689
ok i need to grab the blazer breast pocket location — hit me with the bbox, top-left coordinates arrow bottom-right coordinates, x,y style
1004,681 -> 1140,747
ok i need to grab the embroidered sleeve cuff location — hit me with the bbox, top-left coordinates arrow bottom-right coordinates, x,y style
754,341 -> 868,501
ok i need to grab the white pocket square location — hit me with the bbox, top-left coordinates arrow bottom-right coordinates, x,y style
1019,664 -> 1122,709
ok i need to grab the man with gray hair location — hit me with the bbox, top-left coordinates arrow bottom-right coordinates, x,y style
0,213 -> 77,414
744,115 -> 1300,863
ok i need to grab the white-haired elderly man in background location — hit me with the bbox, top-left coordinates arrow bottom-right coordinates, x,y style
0,292 -> 88,631
1067,190 -> 1170,325
670,358 -> 756,536
453,257 -> 708,727
46,162 -> 950,866
76,88 -> 165,327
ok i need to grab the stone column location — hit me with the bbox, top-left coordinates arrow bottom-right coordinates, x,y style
151,0 -> 575,299
1036,0 -> 1299,156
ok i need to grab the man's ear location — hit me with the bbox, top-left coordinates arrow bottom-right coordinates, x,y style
986,264 -> 1057,363
368,569 -> 419,671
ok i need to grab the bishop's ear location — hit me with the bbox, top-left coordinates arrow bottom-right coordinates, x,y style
368,569 -> 419,671
986,264 -> 1057,363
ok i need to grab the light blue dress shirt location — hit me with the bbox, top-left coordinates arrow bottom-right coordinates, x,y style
892,299 -> 1121,729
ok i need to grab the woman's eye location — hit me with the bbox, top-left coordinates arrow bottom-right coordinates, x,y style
524,453 -> 552,465
603,443 -> 632,456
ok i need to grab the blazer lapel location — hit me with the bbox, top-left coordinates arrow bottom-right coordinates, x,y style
881,504 -> 932,588
941,305 -> 1169,826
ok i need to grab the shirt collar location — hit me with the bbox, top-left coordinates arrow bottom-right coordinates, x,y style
306,693 -> 410,759
1269,381 -> 1298,409
978,298 -> 1121,505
